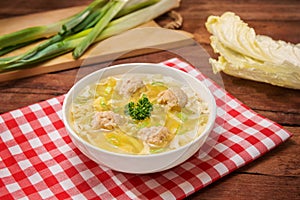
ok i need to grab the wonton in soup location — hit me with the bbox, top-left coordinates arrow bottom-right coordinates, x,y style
70,73 -> 209,155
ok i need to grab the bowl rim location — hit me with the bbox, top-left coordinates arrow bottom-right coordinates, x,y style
62,62 -> 217,158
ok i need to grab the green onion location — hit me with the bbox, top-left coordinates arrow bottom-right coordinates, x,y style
115,0 -> 159,18
59,0 -> 107,35
0,0 -> 108,64
0,0 -> 180,71
0,0 -> 107,54
93,0 -> 180,43
0,39 -> 41,56
73,0 -> 128,59
0,23 -> 64,51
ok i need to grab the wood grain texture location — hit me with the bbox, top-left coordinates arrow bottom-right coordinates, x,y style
0,0 -> 299,199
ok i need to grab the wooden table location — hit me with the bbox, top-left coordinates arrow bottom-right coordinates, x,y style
0,0 -> 299,199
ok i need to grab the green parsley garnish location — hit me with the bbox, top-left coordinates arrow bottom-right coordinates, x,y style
125,94 -> 153,121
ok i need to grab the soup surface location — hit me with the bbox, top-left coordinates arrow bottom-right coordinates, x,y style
70,73 -> 209,155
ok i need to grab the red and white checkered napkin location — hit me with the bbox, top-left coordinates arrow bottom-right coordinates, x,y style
0,58 -> 292,200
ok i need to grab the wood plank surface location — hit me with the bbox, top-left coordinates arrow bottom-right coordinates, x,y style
0,0 -> 299,200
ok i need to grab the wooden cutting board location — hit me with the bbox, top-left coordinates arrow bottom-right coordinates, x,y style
0,6 -> 194,82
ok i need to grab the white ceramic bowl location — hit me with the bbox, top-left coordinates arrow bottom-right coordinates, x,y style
62,63 -> 216,174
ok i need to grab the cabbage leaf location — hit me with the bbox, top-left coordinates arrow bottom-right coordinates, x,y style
205,12 -> 300,89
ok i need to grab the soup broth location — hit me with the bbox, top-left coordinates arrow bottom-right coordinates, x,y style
70,73 -> 209,155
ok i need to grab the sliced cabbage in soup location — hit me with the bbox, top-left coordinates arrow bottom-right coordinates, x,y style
70,73 -> 209,155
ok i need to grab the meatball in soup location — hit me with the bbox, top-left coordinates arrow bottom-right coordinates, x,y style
70,73 -> 209,155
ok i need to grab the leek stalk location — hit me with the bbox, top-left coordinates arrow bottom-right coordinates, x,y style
73,0 -> 128,58
0,0 -> 180,71
0,23 -> 64,51
0,0 -> 109,63
0,0 -> 107,53
115,0 -> 159,18
94,0 -> 180,42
